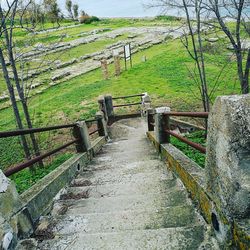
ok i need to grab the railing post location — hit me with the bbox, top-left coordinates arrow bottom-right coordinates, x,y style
95,111 -> 108,138
98,95 -> 108,121
155,107 -> 171,144
141,93 -> 151,117
147,108 -> 155,132
73,121 -> 91,152
104,95 -> 114,123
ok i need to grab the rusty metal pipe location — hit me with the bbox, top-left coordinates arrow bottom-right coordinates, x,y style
165,130 -> 206,154
89,129 -> 99,136
4,139 -> 79,177
113,102 -> 142,108
112,94 -> 144,100
0,123 -> 77,138
163,112 -> 209,118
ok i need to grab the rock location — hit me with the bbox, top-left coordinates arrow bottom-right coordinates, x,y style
51,203 -> 68,217
206,94 -> 250,219
206,37 -> 219,43
16,238 -> 38,250
51,72 -> 70,81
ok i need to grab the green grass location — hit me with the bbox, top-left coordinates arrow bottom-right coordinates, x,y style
10,153 -> 73,193
0,17 -> 243,192
171,131 -> 206,168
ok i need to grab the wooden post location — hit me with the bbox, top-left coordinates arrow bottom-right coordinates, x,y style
101,60 -> 109,80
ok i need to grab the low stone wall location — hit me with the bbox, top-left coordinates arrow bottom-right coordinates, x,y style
0,136 -> 106,249
147,94 -> 250,249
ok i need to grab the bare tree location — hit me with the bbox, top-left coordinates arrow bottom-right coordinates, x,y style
207,0 -> 250,94
73,3 -> 79,20
0,1 -> 32,161
0,0 -> 43,168
65,0 -> 73,19
152,0 -> 210,112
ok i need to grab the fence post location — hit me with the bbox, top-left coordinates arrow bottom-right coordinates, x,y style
95,111 -> 108,138
155,107 -> 171,144
104,95 -> 114,123
73,121 -> 91,153
141,93 -> 151,117
147,108 -> 155,132
98,95 -> 108,121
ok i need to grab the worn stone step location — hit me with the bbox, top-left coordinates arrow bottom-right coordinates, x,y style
38,225 -> 211,250
85,159 -> 167,173
57,191 -> 189,214
67,178 -> 179,199
75,169 -> 172,186
52,205 -> 200,235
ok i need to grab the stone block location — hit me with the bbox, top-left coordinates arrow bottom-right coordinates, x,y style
206,94 -> 250,219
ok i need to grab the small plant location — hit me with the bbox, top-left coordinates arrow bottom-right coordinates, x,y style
171,130 -> 206,168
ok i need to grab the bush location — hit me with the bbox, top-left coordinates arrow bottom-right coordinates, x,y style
79,15 -> 100,24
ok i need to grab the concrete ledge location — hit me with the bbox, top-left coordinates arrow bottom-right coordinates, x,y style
147,131 -> 212,222
147,131 -> 250,249
20,136 -> 106,224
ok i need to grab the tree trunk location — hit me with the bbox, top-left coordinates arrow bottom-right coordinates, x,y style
0,48 -> 32,162
2,3 -> 43,167
4,31 -> 43,167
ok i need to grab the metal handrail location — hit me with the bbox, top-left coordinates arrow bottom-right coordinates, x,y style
112,94 -> 144,100
113,102 -> 142,108
163,112 -> 209,118
0,123 -> 77,138
4,139 -> 80,177
165,130 -> 206,154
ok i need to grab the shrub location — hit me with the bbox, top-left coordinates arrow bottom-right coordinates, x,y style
79,15 -> 100,24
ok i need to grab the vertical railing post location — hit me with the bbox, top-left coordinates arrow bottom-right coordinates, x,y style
141,93 -> 151,117
147,108 -> 155,132
155,107 -> 171,144
95,111 -> 108,138
98,95 -> 108,121
104,95 -> 114,124
73,121 -> 91,152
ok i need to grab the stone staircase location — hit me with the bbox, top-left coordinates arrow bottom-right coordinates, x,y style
29,118 -> 219,250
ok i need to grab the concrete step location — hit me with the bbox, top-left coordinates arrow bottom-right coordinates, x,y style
38,225 -> 211,250
53,206 -> 200,235
57,191 -> 190,214
84,159 -> 167,173
74,170 -> 172,186
66,178 -> 179,199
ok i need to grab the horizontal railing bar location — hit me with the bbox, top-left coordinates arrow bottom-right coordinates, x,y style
4,139 -> 79,177
112,94 -> 144,100
0,123 -> 77,138
89,129 -> 99,136
85,119 -> 98,123
113,102 -> 142,108
163,112 -> 209,118
165,130 -> 206,154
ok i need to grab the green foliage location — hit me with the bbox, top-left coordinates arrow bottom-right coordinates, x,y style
80,16 -> 100,24
156,15 -> 182,22
171,131 -> 206,168
10,153 -> 73,193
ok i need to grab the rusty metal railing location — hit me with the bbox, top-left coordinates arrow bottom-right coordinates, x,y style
2,118 -> 100,177
112,93 -> 144,109
148,111 -> 208,154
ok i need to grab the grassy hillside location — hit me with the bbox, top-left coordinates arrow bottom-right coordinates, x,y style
0,17 -> 242,192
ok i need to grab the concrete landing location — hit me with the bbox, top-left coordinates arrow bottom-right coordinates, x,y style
34,118 -> 218,250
